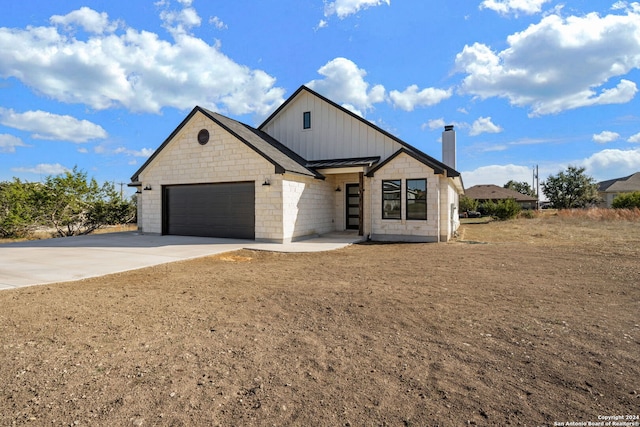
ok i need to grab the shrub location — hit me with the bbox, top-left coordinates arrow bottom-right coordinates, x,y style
459,195 -> 479,213
612,192 -> 640,209
480,198 -> 522,220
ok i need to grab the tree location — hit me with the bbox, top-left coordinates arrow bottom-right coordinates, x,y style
459,195 -> 479,213
612,192 -> 640,209
39,167 -> 136,237
0,179 -> 41,238
504,180 -> 536,197
541,166 -> 599,209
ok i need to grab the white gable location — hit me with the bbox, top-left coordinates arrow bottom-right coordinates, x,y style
261,89 -> 402,161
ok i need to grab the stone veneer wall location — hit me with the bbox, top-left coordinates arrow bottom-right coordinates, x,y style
281,174 -> 335,242
137,111 -> 284,241
368,152 -> 441,242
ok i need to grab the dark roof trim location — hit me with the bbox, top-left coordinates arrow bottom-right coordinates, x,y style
130,106 -> 322,183
200,109 -> 322,179
259,85 -> 460,178
307,156 -> 380,169
130,107 -> 200,182
366,148 -> 446,177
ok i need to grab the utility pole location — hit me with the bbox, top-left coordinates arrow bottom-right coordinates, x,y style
533,165 -> 540,209
117,182 -> 125,200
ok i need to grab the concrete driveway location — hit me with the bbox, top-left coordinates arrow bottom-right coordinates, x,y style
0,232 -> 362,290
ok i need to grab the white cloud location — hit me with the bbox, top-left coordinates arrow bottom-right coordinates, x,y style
50,7 -> 120,34
208,16 -> 227,30
469,116 -> 503,136
628,132 -> 640,143
0,134 -> 28,153
306,57 -> 385,115
324,0 -> 390,19
592,131 -> 621,144
95,144 -> 154,158
462,164 -> 535,188
423,118 -> 446,131
389,85 -> 452,111
12,163 -> 69,176
0,108 -> 107,143
583,147 -> 640,180
0,6 -> 285,117
480,0 -> 551,16
455,9 -> 640,116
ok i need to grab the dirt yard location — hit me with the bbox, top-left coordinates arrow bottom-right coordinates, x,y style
1,215 -> 639,426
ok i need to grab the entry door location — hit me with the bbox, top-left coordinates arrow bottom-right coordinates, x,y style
346,184 -> 360,230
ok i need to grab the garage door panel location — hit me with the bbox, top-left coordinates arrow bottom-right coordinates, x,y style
163,182 -> 255,239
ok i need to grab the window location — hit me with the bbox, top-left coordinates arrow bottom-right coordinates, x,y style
382,180 -> 401,219
303,111 -> 311,129
406,179 -> 427,220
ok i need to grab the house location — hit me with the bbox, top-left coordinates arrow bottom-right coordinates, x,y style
597,172 -> 640,207
129,85 -> 464,243
465,184 -> 538,210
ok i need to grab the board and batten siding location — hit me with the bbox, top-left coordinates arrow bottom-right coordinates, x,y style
262,90 -> 402,161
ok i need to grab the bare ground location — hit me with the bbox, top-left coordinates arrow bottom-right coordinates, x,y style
1,216 -> 639,426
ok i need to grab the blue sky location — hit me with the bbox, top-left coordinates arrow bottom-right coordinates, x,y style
2,0 -> 640,194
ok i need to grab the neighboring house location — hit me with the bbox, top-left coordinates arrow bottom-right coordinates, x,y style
597,172 -> 640,208
130,85 -> 464,243
465,184 -> 538,210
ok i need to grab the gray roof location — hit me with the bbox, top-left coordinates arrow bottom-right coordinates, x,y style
203,109 -> 322,179
465,184 -> 538,202
597,172 -> 640,193
131,106 -> 322,182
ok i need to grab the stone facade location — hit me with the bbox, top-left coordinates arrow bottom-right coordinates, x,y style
133,87 -> 463,243
368,152 -> 442,242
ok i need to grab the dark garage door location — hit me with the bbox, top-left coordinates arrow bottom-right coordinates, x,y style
163,182 -> 255,239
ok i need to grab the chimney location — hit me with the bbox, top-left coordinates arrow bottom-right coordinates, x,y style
442,125 -> 456,170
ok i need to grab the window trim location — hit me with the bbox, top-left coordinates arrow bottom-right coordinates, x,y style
303,111 -> 311,130
382,179 -> 402,220
406,178 -> 427,220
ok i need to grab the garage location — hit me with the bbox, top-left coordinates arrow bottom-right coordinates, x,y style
163,182 -> 255,239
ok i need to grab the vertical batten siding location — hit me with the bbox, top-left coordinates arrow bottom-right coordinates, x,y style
262,91 -> 404,162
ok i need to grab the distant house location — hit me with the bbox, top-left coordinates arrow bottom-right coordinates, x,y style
465,184 -> 538,210
597,172 -> 640,208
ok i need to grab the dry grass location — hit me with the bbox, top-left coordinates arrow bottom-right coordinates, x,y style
458,209 -> 640,251
0,224 -> 137,244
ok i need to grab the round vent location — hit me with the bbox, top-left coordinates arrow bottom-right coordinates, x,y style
197,129 -> 209,145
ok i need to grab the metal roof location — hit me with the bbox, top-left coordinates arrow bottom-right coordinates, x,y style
306,156 -> 380,169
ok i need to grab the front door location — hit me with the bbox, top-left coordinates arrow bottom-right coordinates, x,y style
346,184 -> 360,230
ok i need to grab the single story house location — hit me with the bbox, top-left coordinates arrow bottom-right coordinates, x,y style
465,184 -> 538,210
597,172 -> 640,208
130,85 -> 464,243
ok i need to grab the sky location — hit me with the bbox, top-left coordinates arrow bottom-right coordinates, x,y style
2,0 -> 640,196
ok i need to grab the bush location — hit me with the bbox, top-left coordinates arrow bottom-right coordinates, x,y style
459,195 -> 479,213
612,192 -> 640,209
480,198 -> 522,220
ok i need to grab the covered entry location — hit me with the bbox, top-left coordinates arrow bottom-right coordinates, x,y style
163,182 -> 255,239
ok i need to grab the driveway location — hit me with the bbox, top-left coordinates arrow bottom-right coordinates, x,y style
0,232 -> 362,290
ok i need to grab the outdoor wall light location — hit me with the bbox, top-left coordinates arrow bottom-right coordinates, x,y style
143,185 -> 152,191
335,186 -> 342,192
262,179 -> 270,186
